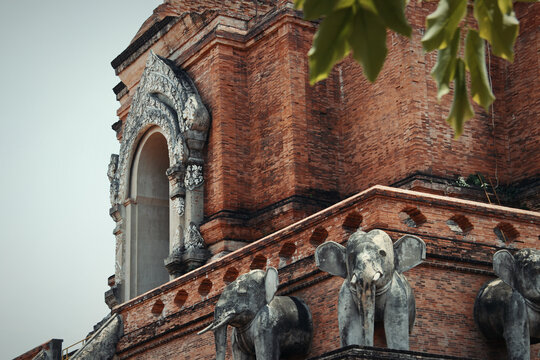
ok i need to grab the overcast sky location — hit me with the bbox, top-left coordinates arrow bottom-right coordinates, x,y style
0,1 -> 161,358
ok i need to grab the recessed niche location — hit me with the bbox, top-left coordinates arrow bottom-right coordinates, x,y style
174,290 -> 188,307
494,222 -> 519,243
342,211 -> 363,230
151,299 -> 165,315
310,227 -> 328,247
198,279 -> 213,297
250,254 -> 267,270
446,214 -> 473,234
398,206 -> 427,228
279,242 -> 296,259
223,267 -> 239,285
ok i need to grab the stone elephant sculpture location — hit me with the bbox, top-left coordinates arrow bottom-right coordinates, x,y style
315,229 -> 426,350
474,248 -> 540,360
198,267 -> 313,360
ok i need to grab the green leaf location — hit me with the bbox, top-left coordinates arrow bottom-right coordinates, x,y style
465,29 -> 495,110
358,0 -> 377,13
301,0 -> 356,20
497,0 -> 513,14
431,28 -> 460,100
447,59 -> 474,137
474,0 -> 519,61
348,6 -> 387,82
422,0 -> 467,52
294,0 -> 306,10
372,0 -> 412,37
308,8 -> 354,84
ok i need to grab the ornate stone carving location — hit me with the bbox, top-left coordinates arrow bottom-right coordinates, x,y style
167,162 -> 186,199
198,267 -> 313,360
185,164 -> 204,190
172,197 -> 185,216
474,248 -> 540,360
315,229 -> 426,350
185,222 -> 205,250
107,154 -> 119,206
113,51 -> 210,206
115,234 -> 124,282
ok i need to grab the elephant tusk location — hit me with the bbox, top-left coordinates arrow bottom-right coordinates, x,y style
197,313 -> 233,335
197,322 -> 215,335
351,274 -> 357,285
372,272 -> 381,282
211,316 -> 231,331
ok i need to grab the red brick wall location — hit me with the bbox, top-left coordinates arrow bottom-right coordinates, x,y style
496,3 -> 540,184
114,1 -> 539,246
113,187 -> 540,359
337,2 -> 504,197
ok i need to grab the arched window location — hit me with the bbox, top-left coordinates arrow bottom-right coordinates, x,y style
128,128 -> 170,296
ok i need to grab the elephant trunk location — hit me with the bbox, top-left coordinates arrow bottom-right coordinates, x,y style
351,266 -> 382,346
197,312 -> 233,360
214,324 -> 227,360
358,281 -> 376,346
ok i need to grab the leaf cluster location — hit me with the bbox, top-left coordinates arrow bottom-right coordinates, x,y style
294,0 -> 537,136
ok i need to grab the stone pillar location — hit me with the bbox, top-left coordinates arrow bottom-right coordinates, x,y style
164,163 -> 186,278
182,163 -> 209,272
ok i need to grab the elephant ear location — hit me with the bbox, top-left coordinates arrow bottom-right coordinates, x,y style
315,241 -> 347,278
493,250 -> 516,289
394,235 -> 426,273
265,267 -> 279,304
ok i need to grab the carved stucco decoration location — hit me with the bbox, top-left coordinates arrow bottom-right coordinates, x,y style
172,197 -> 185,216
112,51 -> 210,206
109,51 -> 210,293
107,154 -> 119,206
185,222 -> 205,250
185,164 -> 204,190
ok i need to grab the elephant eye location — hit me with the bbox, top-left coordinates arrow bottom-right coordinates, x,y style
379,249 -> 387,257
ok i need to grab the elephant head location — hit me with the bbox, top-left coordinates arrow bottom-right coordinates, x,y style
315,229 -> 426,349
493,248 -> 540,304
198,267 -> 279,360
474,248 -> 540,360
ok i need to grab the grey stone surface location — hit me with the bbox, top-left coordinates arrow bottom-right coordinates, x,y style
104,285 -> 120,309
474,248 -> 540,360
70,314 -> 123,360
315,229 -> 426,350
198,267 -> 313,360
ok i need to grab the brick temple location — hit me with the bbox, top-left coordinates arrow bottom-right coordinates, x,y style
16,1 -> 540,359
